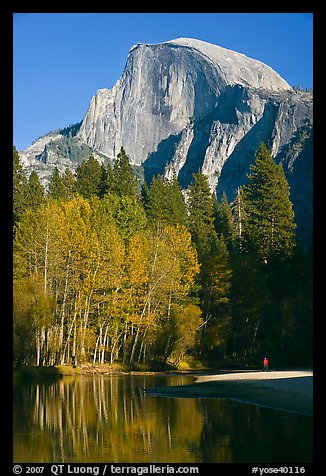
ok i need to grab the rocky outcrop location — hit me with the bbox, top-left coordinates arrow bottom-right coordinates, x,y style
78,38 -> 291,166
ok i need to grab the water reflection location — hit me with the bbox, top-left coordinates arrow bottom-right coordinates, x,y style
13,375 -> 312,463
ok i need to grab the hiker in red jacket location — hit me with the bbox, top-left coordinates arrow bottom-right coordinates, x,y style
263,357 -> 269,371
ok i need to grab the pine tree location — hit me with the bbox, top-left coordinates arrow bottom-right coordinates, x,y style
140,181 -> 150,207
244,143 -> 296,263
145,174 -> 187,227
200,236 -> 232,359
228,252 -> 271,362
13,146 -> 28,225
76,156 -> 102,198
145,175 -> 166,224
62,168 -> 76,200
48,167 -> 66,200
214,192 -> 234,247
187,172 -> 217,261
167,175 -> 188,227
98,162 -> 113,198
111,147 -> 138,199
187,173 -> 233,360
26,171 -> 45,210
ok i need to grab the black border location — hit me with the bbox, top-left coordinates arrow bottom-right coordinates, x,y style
3,3 -> 320,473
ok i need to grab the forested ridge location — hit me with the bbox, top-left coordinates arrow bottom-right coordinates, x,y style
13,143 -> 312,369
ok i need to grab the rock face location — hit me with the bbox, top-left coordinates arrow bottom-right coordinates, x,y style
19,38 -> 313,243
78,38 -> 291,167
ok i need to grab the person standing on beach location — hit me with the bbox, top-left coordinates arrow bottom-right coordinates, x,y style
263,357 -> 269,371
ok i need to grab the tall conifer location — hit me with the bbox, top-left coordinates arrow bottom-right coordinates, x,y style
244,143 -> 296,263
214,192 -> 234,247
26,171 -> 45,210
62,168 -> 76,200
187,172 -> 217,261
145,174 -> 187,227
76,156 -> 102,198
48,167 -> 66,200
112,147 -> 138,199
13,147 -> 28,225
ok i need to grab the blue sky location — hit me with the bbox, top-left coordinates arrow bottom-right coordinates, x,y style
13,13 -> 313,151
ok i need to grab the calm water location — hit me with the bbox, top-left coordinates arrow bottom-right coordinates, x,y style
13,374 -> 312,463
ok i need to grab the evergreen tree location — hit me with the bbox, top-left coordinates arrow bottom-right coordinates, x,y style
187,173 -> 233,361
144,174 -> 166,224
258,245 -> 313,365
214,192 -> 234,247
227,252 -> 271,363
105,194 -> 147,241
140,181 -> 150,207
26,171 -> 45,210
13,146 -> 28,225
145,174 -> 187,227
98,162 -> 113,198
76,156 -> 102,198
200,236 -> 232,360
48,167 -> 66,200
167,175 -> 188,227
243,143 -> 296,263
111,147 -> 138,199
187,172 -> 217,261
62,168 -> 76,200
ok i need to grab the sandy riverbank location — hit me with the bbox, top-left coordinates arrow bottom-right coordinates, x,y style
146,370 -> 313,416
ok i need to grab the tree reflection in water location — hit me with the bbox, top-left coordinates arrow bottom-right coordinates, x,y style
13,375 -> 312,463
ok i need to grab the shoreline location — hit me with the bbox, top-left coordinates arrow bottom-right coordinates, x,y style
146,370 -> 313,416
13,366 -> 314,416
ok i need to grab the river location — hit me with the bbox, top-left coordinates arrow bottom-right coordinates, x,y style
13,374 -> 312,463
